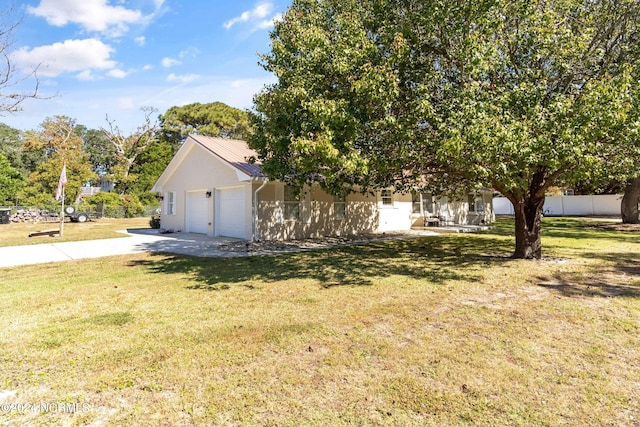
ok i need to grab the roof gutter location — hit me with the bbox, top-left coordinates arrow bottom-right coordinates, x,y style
252,178 -> 268,242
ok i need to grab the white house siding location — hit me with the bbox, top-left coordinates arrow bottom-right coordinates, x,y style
159,141 -> 250,237
365,191 -> 493,230
410,193 -> 494,227
308,188 -> 380,237
255,184 -> 496,240
255,183 -> 382,240
377,192 -> 414,232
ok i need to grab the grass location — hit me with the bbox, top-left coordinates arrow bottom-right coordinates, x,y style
0,217 -> 638,426
0,217 -> 152,247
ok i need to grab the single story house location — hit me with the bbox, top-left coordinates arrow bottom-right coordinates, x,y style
151,135 -> 494,241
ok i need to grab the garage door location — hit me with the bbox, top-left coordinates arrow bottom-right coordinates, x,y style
187,191 -> 209,234
217,187 -> 246,238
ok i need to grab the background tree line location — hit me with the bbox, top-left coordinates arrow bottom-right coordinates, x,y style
0,102 -> 249,213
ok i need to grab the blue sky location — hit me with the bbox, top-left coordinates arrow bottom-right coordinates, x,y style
2,0 -> 287,132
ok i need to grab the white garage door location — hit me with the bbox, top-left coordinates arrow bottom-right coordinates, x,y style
187,191 -> 209,234
217,187 -> 246,238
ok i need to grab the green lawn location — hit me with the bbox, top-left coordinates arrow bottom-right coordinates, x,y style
0,217 -> 152,247
0,218 -> 638,426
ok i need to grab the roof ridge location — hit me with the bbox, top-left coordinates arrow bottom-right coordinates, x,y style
188,134 -> 264,178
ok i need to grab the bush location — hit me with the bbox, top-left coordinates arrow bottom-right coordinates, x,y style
19,193 -> 59,212
137,191 -> 161,207
149,214 -> 161,229
81,192 -> 122,217
121,194 -> 145,218
82,192 -> 145,218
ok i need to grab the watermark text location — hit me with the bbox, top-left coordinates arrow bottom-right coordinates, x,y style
1,402 -> 91,414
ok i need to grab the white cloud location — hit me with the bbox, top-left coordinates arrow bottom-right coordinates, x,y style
143,64 -> 153,71
224,11 -> 250,29
27,0 -> 145,37
134,36 -> 146,47
107,68 -> 127,78
179,47 -> 200,59
161,57 -> 180,68
167,73 -> 199,84
118,97 -> 136,110
253,3 -> 272,18
13,39 -> 117,78
76,70 -> 98,81
224,2 -> 280,31
257,12 -> 282,30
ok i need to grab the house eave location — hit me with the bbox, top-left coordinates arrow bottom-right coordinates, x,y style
152,136 -> 265,191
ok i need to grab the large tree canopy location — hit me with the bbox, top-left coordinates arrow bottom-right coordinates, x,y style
78,125 -> 117,178
127,139 -> 175,204
251,0 -> 640,259
159,102 -> 250,147
21,116 -> 96,207
0,122 -> 41,178
0,151 -> 23,203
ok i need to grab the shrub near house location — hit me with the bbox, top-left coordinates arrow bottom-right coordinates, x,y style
82,192 -> 145,218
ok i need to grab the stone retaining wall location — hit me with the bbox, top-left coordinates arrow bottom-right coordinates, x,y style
9,209 -> 60,223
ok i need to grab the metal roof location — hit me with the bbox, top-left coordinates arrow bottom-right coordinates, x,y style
189,134 -> 265,178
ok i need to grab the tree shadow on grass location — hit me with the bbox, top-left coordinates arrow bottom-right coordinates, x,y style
537,252 -> 640,298
129,234 -> 516,291
540,217 -> 639,243
537,280 -> 640,298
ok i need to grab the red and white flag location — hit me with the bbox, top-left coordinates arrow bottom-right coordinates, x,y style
55,163 -> 67,201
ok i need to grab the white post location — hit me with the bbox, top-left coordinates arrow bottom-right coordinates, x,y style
59,187 -> 65,237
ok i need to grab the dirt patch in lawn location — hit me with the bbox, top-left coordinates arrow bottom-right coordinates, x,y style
588,222 -> 640,232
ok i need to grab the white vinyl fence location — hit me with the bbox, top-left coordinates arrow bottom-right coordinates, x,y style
493,194 -> 623,216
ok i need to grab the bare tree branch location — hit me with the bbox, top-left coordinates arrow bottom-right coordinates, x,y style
100,107 -> 160,193
0,3 -> 42,114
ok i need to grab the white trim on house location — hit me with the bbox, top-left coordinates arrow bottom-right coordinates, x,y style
166,191 -> 176,215
152,138 -> 252,194
380,189 -> 395,208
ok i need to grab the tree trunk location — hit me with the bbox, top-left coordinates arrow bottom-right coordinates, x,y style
512,196 -> 545,259
621,177 -> 640,224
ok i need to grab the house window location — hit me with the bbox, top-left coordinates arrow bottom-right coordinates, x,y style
423,194 -> 434,215
412,192 -> 421,214
333,195 -> 346,220
381,189 -> 393,206
166,191 -> 176,215
284,186 -> 300,221
412,192 -> 434,215
468,193 -> 485,213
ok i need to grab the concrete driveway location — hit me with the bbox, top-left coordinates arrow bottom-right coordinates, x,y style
0,229 -> 245,269
0,228 -> 447,269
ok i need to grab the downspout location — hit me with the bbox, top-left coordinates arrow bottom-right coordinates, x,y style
253,178 -> 268,242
